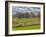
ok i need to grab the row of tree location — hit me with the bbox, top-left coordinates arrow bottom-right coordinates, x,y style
14,12 -> 40,18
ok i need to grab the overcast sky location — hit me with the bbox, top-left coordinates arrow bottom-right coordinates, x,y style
12,6 -> 40,15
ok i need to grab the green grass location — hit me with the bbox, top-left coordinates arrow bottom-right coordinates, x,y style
12,17 -> 40,31
12,25 -> 40,31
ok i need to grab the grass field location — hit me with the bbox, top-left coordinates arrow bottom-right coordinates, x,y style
12,25 -> 40,31
12,17 -> 40,31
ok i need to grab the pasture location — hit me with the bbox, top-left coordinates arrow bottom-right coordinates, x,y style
12,25 -> 40,30
12,17 -> 40,30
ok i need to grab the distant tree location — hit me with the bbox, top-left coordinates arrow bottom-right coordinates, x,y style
25,12 -> 29,18
31,12 -> 35,18
16,12 -> 22,18
20,13 -> 24,18
16,12 -> 19,17
38,12 -> 40,18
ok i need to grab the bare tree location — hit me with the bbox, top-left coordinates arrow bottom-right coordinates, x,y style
38,12 -> 40,18
31,12 -> 35,18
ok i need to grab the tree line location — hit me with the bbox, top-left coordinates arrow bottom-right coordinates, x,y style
14,12 -> 40,18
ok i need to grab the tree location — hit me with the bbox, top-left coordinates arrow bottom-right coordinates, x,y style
38,12 -> 40,18
25,12 -> 29,18
31,12 -> 35,18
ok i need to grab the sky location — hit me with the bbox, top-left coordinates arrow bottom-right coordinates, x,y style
12,6 -> 40,15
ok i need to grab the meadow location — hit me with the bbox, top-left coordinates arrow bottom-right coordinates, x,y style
12,17 -> 40,30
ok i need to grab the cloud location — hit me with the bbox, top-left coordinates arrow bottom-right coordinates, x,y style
12,6 -> 40,15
